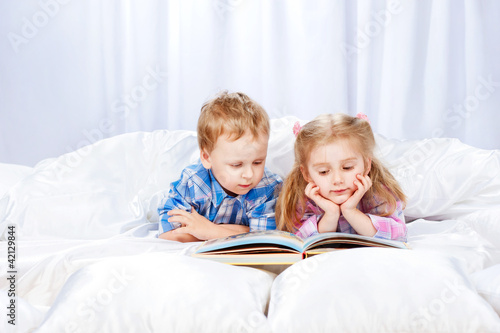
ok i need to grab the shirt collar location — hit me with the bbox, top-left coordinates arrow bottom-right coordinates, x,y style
208,169 -> 245,206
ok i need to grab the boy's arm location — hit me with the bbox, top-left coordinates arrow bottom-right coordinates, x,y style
216,224 -> 250,235
158,168 -> 201,240
158,193 -> 192,239
158,232 -> 201,242
159,181 -> 249,241
168,208 -> 249,240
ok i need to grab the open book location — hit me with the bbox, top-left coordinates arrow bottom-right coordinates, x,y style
192,230 -> 410,265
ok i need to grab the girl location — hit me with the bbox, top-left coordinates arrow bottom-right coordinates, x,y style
276,113 -> 407,241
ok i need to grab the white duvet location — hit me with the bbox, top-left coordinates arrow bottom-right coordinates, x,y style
1,116 -> 499,332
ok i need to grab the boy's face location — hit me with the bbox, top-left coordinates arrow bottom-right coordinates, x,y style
201,131 -> 268,197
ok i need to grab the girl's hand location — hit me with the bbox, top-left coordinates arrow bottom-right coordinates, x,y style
339,174 -> 376,237
168,207 -> 216,240
305,182 -> 340,233
341,173 -> 372,213
305,182 -> 340,215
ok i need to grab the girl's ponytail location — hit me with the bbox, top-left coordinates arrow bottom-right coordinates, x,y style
276,164 -> 308,233
368,157 -> 407,215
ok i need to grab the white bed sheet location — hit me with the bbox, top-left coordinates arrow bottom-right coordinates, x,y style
1,116 -> 499,332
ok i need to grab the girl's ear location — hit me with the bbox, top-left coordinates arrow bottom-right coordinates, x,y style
300,165 -> 312,182
365,158 -> 372,176
200,149 -> 212,169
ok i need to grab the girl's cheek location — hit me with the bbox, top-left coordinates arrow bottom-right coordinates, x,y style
319,186 -> 325,194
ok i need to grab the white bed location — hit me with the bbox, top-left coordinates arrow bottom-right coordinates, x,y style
1,116 -> 500,333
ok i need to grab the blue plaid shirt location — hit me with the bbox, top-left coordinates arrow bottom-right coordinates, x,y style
158,162 -> 282,234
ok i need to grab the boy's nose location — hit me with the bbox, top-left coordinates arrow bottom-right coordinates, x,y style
242,166 -> 253,179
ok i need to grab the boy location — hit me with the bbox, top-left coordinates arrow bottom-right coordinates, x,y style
158,91 -> 282,242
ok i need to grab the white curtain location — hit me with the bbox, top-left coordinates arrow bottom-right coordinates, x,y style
1,0 -> 499,166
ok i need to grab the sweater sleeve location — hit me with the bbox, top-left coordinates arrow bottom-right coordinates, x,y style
293,201 -> 323,239
157,169 -> 196,234
367,200 -> 407,242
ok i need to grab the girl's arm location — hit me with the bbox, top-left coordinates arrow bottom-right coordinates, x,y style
304,183 -> 340,234
365,200 -> 406,241
340,208 -> 377,237
340,174 -> 377,237
295,214 -> 320,239
317,210 -> 340,233
294,200 -> 340,238
341,199 -> 406,241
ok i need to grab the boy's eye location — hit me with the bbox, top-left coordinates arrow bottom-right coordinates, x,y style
231,163 -> 242,168
253,161 -> 263,165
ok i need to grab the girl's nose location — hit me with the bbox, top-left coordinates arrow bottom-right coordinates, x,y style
332,171 -> 343,185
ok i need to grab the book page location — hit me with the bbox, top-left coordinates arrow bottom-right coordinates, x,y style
303,232 -> 409,251
195,230 -> 305,254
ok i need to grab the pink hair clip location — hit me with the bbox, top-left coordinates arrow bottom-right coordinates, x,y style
356,113 -> 370,123
293,121 -> 302,137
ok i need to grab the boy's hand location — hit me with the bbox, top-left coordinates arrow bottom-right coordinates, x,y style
168,207 -> 216,240
341,173 -> 372,213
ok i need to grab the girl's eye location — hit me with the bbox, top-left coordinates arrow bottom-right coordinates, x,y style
319,170 -> 329,175
253,161 -> 263,165
343,166 -> 354,170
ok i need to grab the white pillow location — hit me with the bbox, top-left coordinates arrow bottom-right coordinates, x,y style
267,248 -> 500,332
0,291 -> 44,333
0,163 -> 33,197
267,116 -> 298,179
375,135 -> 500,221
36,253 -> 275,333
0,130 -> 200,240
462,208 -> 500,251
406,219 -> 496,274
472,264 -> 500,316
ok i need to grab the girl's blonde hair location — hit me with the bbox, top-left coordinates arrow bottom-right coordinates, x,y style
276,113 -> 407,233
197,91 -> 270,153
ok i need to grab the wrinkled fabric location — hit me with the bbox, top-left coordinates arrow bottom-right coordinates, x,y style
2,117 -> 500,240
0,117 -> 499,332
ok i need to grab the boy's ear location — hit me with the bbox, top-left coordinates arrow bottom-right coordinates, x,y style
365,158 -> 372,176
200,149 -> 212,169
300,165 -> 312,183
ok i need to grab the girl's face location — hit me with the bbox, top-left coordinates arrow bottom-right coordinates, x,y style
301,139 -> 370,205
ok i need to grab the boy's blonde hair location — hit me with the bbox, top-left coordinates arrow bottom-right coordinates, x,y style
197,91 -> 270,153
276,113 -> 407,233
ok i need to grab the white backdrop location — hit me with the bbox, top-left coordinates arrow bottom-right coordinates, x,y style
1,0 -> 500,166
